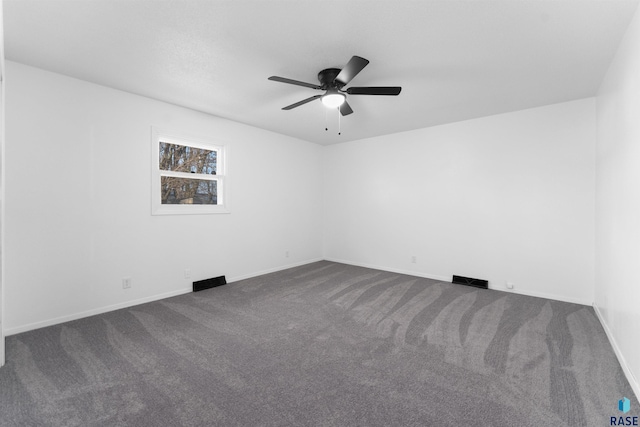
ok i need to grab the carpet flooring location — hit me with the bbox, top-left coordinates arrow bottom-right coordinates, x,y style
0,261 -> 637,426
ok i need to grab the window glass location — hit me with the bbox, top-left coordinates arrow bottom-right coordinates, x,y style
161,176 -> 218,205
159,142 -> 217,175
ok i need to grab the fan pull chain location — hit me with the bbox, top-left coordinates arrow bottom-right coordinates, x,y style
325,107 -> 328,131
323,107 -> 343,136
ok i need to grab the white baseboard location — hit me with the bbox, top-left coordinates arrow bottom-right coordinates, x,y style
5,258 -> 325,337
593,303 -> 640,401
324,257 -> 591,306
228,258 -> 324,283
323,257 -> 451,282
493,286 -> 591,306
4,287 -> 192,336
3,257 -> 595,338
0,330 -> 4,367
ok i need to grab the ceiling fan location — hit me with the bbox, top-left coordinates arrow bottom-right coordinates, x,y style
268,55 -> 401,116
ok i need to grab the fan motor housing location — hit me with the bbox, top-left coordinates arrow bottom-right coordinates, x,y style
318,68 -> 343,89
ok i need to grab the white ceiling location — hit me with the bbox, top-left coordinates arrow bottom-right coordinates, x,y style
4,0 -> 639,145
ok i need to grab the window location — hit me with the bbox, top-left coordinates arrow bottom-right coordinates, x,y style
151,128 -> 228,215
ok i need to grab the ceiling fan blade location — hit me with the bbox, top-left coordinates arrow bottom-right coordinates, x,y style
339,101 -> 353,116
282,95 -> 322,110
346,86 -> 402,95
268,76 -> 321,90
335,56 -> 369,86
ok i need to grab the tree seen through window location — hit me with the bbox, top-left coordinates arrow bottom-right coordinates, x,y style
159,142 -> 218,204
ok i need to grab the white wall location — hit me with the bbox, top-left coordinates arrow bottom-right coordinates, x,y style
595,4 -> 640,399
324,98 -> 596,305
4,61 -> 323,334
0,1 -> 6,366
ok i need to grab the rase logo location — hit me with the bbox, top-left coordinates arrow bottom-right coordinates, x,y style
611,397 -> 638,426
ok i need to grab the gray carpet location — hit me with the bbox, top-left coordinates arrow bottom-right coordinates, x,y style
0,261 -> 637,426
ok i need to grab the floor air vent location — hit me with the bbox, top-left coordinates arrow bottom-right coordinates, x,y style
193,275 -> 227,292
452,275 -> 488,289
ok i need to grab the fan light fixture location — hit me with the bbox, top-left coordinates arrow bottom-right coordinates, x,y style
268,55 -> 402,116
321,91 -> 345,108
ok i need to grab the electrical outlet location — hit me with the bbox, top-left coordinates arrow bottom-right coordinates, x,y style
184,269 -> 191,279
285,250 -> 290,258
122,277 -> 132,289
411,255 -> 417,264
506,281 -> 514,290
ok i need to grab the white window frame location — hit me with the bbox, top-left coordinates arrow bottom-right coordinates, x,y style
151,127 -> 229,215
